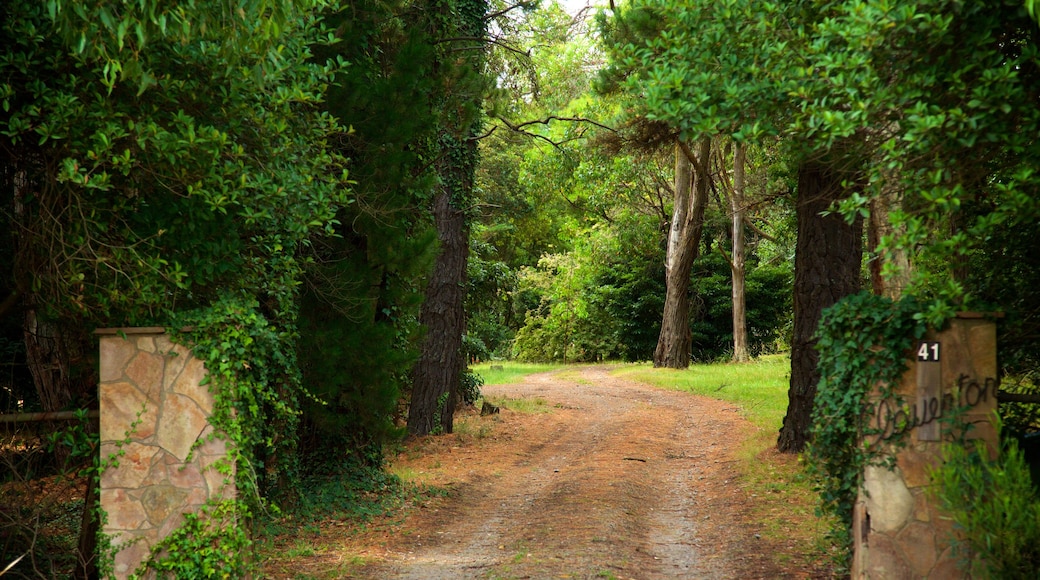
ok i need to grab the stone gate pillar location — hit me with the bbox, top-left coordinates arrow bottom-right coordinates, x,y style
97,328 -> 233,578
852,314 -> 998,579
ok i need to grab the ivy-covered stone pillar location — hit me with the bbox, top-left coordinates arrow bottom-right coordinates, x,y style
852,314 -> 998,579
97,328 -> 233,578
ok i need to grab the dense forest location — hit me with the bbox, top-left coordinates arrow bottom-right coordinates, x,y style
2,0 -> 1040,575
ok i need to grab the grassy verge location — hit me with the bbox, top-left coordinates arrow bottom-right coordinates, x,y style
613,354 -> 839,574
471,361 -> 563,386
470,362 -> 567,417
612,354 -> 789,430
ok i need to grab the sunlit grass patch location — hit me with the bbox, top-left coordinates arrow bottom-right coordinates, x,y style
385,465 -> 425,485
612,354 -> 789,430
471,362 -> 564,385
452,414 -> 495,440
483,395 -> 553,414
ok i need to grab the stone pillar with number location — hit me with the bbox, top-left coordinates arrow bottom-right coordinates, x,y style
851,314 -> 998,579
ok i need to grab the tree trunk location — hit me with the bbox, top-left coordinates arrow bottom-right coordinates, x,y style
408,162 -> 471,436
776,160 -> 862,453
730,143 -> 749,363
868,188 -> 910,299
654,139 -> 711,369
407,0 -> 485,436
23,308 -> 95,413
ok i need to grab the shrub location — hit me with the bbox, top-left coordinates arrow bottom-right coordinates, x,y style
930,434 -> 1040,579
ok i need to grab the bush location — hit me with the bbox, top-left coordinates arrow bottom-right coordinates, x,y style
688,252 -> 792,361
458,368 -> 484,406
930,435 -> 1040,579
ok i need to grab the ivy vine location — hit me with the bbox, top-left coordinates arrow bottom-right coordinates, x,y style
806,292 -> 929,553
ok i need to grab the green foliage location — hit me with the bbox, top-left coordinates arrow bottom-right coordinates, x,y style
4,0 -> 359,569
811,0 -> 1040,324
466,238 -> 518,360
512,220 -> 659,363
458,368 -> 484,407
45,408 -> 100,470
293,0 -> 448,460
1000,373 -> 1040,438
930,434 -> 1040,579
592,248 -> 665,362
603,0 -> 1040,330
2,0 -> 349,324
291,453 -> 405,521
296,286 -> 415,457
176,298 -> 303,500
510,216 -> 792,364
688,252 -> 792,361
966,213 -> 1040,377
431,392 -> 451,436
806,292 -> 927,558
135,500 -> 250,579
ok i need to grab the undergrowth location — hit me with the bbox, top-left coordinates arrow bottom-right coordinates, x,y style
931,430 -> 1040,578
257,453 -> 448,576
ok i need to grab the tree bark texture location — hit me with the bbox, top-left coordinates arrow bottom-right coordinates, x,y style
868,189 -> 910,299
776,160 -> 862,453
406,0 -> 485,436
654,139 -> 711,369
23,307 -> 96,413
408,171 -> 471,436
730,144 -> 749,363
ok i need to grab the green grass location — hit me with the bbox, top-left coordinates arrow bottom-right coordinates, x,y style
611,354 -> 790,430
471,362 -> 564,386
481,395 -> 553,414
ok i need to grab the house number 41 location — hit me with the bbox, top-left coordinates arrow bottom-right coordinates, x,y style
917,341 -> 941,362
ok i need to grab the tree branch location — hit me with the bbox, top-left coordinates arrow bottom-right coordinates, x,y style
438,36 -> 530,58
998,391 -> 1040,404
744,216 -> 777,242
472,115 -> 615,150
716,242 -> 735,270
484,1 -> 537,22
507,115 -> 616,133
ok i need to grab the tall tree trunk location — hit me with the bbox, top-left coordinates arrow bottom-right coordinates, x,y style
654,138 -> 711,369
730,143 -> 749,363
776,160 -> 862,453
406,0 -> 485,436
408,183 -> 470,436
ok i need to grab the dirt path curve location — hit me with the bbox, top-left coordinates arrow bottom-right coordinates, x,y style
353,367 -> 786,579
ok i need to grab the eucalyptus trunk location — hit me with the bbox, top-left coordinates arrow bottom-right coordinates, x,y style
777,160 -> 862,453
654,138 -> 710,369
730,143 -> 749,363
868,185 -> 910,299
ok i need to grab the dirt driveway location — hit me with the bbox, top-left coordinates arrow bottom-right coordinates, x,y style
339,367 -> 815,579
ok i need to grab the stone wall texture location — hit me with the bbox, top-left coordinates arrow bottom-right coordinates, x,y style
97,328 -> 233,578
852,315 -> 998,579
